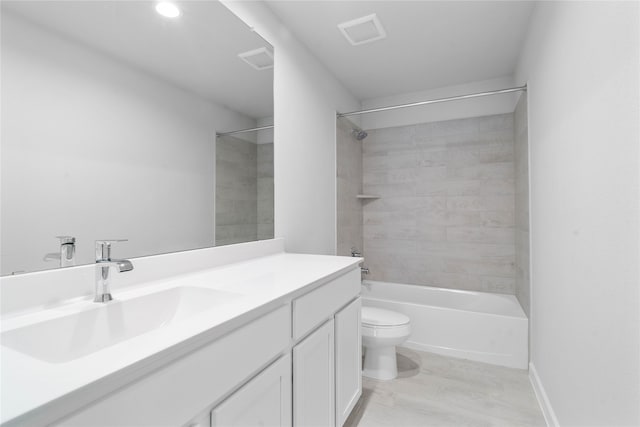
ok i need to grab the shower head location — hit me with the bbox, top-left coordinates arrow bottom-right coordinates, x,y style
352,128 -> 368,141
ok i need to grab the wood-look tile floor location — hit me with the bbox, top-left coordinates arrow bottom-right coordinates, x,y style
344,347 -> 546,427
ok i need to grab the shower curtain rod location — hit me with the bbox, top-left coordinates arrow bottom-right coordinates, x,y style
216,124 -> 274,138
216,85 -> 527,136
337,85 -> 527,118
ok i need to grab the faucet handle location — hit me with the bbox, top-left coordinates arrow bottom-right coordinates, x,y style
95,239 -> 128,261
56,236 -> 76,244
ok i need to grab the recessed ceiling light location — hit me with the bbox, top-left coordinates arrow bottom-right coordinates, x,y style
338,13 -> 387,46
238,47 -> 274,71
155,2 -> 181,19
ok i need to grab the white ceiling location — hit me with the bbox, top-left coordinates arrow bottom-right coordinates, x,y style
3,1 -> 274,119
265,0 -> 534,101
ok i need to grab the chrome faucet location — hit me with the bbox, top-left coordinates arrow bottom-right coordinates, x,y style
58,236 -> 76,267
44,236 -> 76,267
95,240 -> 133,303
351,247 -> 362,257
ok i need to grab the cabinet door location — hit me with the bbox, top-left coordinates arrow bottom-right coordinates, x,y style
293,319 -> 335,427
335,297 -> 362,427
211,354 -> 292,427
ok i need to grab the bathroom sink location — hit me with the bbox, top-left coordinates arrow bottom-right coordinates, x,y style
1,286 -> 240,363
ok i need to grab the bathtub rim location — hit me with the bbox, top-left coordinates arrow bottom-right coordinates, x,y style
361,279 -> 527,319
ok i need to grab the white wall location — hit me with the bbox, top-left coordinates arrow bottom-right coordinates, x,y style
0,12 -> 254,274
361,76 -> 519,130
222,1 -> 360,256
516,2 -> 639,425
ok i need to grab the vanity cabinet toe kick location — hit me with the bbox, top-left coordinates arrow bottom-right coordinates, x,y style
49,267 -> 362,427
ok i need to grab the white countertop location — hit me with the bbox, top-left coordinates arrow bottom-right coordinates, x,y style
0,250 -> 361,426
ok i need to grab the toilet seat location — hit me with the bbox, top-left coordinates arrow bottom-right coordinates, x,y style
362,323 -> 411,339
362,306 -> 410,327
361,306 -> 412,381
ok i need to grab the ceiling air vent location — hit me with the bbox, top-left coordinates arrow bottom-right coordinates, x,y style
238,47 -> 274,70
338,13 -> 387,46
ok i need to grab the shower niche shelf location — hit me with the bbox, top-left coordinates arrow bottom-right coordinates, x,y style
356,194 -> 380,200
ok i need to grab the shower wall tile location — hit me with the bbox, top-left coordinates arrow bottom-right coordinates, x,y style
363,113 -> 517,294
215,138 -> 273,246
257,143 -> 274,241
216,136 -> 258,246
514,94 -> 530,316
445,227 -> 515,244
216,224 -> 257,246
336,117 -> 363,256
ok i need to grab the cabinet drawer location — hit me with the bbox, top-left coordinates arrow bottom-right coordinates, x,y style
55,304 -> 291,427
292,268 -> 359,340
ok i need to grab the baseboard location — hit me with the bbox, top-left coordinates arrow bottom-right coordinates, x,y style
529,362 -> 559,427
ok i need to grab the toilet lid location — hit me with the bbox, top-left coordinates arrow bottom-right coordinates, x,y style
362,307 -> 410,326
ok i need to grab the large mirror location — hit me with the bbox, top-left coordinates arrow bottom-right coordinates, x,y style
0,1 -> 274,276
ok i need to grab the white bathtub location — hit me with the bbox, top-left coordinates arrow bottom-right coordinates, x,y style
361,280 -> 528,369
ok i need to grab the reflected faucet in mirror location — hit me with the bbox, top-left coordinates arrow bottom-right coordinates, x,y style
43,236 -> 76,268
95,240 -> 134,303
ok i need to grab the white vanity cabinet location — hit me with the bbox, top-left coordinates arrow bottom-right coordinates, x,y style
292,268 -> 361,427
53,305 -> 291,427
38,264 -> 361,427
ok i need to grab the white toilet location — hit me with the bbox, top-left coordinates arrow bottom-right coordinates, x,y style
361,306 -> 411,380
